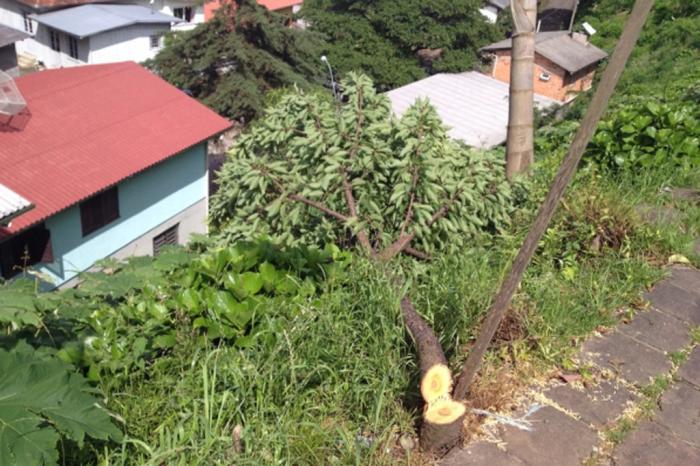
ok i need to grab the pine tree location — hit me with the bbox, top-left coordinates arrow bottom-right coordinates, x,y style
147,0 -> 325,122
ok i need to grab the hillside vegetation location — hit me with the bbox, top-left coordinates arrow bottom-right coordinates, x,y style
302,0 -> 504,89
1,1 -> 700,464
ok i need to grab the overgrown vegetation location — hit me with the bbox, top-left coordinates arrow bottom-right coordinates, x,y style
147,0 -> 324,121
1,1 -> 700,463
301,0 -> 504,89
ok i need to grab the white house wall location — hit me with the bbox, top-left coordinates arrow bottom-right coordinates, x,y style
88,23 -> 171,64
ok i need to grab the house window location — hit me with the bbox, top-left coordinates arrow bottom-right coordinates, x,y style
153,224 -> 179,256
149,34 -> 162,49
0,224 -> 52,279
49,29 -> 60,52
68,36 -> 79,59
173,7 -> 193,22
80,187 -> 119,236
23,12 -> 33,34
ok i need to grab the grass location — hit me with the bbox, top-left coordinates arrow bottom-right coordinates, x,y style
83,158 -> 700,465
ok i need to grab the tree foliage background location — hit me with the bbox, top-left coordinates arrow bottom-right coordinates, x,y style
301,0 -> 505,90
210,73 -> 515,256
147,0 -> 325,122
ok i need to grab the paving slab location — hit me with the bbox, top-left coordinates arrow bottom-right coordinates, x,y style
440,441 -> 525,466
669,187 -> 700,203
618,308 -> 691,353
612,421 -> 700,466
545,379 -> 637,429
635,205 -> 681,224
668,266 -> 700,297
581,331 -> 671,385
654,381 -> 700,447
678,346 -> 700,388
644,280 -> 700,325
499,406 -> 597,466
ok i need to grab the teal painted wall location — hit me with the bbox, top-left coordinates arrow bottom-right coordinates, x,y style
37,143 -> 208,286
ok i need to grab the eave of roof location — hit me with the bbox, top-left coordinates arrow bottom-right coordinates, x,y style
29,4 -> 182,39
0,184 -> 33,227
0,23 -> 30,48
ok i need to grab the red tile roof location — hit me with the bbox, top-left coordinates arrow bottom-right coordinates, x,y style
0,62 -> 231,238
257,0 -> 303,10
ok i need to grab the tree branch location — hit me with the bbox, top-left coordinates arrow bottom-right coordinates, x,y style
377,191 -> 461,262
404,247 -> 431,261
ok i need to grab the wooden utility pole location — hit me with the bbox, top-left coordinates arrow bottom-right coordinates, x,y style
505,0 -> 537,180
453,0 -> 655,401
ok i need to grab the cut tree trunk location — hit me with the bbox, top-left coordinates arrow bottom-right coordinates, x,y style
400,297 -> 465,453
505,0 -> 537,179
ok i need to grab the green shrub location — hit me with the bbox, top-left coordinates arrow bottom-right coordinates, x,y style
587,99 -> 700,170
0,242 -> 349,383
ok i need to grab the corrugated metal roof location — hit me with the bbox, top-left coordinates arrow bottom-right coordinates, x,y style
0,62 -> 231,238
0,23 -> 29,49
488,0 -> 510,10
385,72 -> 557,149
0,184 -> 33,226
481,31 -> 608,74
30,4 -> 182,39
17,0 -> 105,8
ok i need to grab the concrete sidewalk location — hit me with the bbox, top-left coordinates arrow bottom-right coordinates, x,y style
443,265 -> 700,466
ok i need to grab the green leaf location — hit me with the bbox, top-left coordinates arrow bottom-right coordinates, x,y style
0,345 -> 121,466
153,333 -> 177,349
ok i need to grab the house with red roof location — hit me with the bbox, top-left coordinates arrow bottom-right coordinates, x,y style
204,0 -> 303,22
0,62 -> 231,287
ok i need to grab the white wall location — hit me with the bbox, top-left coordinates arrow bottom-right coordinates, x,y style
88,23 -> 171,64
115,0 -> 204,24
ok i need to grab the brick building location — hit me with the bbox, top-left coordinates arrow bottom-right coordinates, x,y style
481,31 -> 608,102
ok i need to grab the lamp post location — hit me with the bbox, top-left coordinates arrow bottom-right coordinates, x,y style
321,55 -> 338,100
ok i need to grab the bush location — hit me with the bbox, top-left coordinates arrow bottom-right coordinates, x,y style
587,99 -> 700,170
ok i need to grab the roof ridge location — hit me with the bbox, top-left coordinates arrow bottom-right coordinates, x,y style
18,62 -> 134,100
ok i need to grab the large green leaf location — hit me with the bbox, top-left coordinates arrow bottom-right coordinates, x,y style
0,344 -> 121,466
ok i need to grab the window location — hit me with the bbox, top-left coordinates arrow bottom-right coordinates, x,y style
0,224 -> 52,279
68,36 -> 79,59
80,187 -> 119,236
173,6 -> 193,22
153,224 -> 179,256
49,29 -> 60,52
23,12 -> 33,34
149,34 -> 162,49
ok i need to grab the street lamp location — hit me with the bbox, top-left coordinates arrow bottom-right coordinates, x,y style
320,55 -> 338,100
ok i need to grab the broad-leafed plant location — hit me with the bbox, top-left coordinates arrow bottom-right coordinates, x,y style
211,73 -> 514,261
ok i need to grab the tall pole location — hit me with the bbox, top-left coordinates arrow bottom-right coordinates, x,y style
505,0 -> 537,180
453,0 -> 655,400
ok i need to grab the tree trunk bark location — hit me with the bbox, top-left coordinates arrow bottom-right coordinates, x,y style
505,0 -> 537,180
400,297 -> 465,453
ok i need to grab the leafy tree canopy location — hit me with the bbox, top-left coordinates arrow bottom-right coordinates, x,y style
210,74 -> 515,258
301,0 -> 504,90
147,0 -> 325,122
